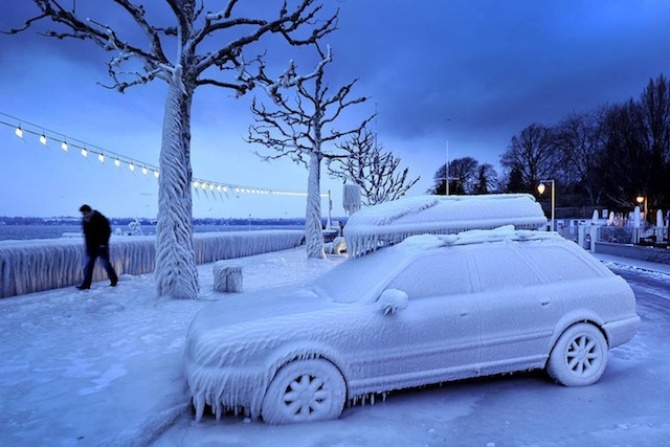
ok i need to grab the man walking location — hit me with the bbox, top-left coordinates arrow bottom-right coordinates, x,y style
77,204 -> 118,290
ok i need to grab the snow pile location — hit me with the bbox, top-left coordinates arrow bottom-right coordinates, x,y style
0,230 -> 304,298
344,194 -> 547,257
213,262 -> 243,293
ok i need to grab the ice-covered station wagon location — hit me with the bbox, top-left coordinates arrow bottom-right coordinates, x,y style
184,218 -> 640,424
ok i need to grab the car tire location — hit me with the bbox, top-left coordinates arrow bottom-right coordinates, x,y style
261,359 -> 346,424
547,323 -> 608,386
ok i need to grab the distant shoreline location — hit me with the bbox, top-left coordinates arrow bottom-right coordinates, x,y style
0,216 -> 346,226
0,219 -> 346,242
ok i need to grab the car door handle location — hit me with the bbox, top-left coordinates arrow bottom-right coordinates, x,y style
460,311 -> 469,316
541,300 -> 550,306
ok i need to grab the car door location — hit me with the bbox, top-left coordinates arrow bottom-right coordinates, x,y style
346,248 -> 484,392
468,243 -> 559,375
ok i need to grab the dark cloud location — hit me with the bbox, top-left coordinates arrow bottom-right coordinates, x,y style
328,0 -> 670,165
1,1 -> 669,216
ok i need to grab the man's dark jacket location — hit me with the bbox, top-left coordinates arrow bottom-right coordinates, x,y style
83,211 -> 112,255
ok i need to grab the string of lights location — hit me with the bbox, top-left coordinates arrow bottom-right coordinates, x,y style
1,111 -> 324,198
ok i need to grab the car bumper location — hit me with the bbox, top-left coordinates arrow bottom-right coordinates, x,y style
185,360 -> 268,421
603,314 -> 641,348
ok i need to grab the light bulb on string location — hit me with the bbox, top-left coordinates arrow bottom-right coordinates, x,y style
0,114 -> 319,199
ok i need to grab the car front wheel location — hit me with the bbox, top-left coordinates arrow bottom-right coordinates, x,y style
547,323 -> 608,386
261,359 -> 346,424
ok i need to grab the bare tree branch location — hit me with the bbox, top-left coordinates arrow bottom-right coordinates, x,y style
329,129 -> 420,205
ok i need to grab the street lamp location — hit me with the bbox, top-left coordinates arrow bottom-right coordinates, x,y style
537,179 -> 555,231
636,195 -> 647,224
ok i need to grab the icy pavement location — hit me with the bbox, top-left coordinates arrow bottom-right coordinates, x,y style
0,247 -> 346,447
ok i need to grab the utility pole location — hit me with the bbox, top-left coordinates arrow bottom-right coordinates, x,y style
445,118 -> 451,196
446,139 -> 450,196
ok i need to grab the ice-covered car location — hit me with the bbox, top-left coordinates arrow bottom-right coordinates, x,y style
184,226 -> 640,424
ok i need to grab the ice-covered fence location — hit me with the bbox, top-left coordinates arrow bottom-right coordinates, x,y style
191,230 -> 304,264
0,230 -> 304,298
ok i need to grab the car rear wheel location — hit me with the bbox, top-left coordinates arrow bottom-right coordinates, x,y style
547,323 -> 608,386
261,359 -> 346,424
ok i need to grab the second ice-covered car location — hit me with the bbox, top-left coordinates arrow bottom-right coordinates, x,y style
184,227 -> 640,424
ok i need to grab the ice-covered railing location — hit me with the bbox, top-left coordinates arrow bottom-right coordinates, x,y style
0,230 -> 304,298
344,194 -> 548,258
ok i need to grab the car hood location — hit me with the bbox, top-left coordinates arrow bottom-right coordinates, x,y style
188,286 -> 337,338
186,287 -> 355,367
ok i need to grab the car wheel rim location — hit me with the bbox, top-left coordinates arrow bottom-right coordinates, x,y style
281,374 -> 330,419
565,334 -> 602,376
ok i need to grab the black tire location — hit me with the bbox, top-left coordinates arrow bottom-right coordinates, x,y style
261,359 -> 346,424
547,323 -> 608,386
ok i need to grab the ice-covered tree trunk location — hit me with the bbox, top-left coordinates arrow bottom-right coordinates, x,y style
155,79 -> 199,299
305,152 -> 325,259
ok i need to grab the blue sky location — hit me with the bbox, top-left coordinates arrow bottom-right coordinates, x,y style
1,1 -> 669,219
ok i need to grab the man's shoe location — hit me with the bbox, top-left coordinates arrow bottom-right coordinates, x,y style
76,285 -> 90,290
110,279 -> 118,287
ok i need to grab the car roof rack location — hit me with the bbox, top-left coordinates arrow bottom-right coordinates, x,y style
344,194 -> 548,257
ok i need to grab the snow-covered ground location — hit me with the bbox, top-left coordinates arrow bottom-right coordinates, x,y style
1,247 -> 669,446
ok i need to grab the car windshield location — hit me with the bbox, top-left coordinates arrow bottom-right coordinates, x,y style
312,249 -> 408,304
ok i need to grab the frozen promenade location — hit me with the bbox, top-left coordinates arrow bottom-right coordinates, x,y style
0,247 -> 346,447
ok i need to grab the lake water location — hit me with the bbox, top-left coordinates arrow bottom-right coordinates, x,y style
0,224 -> 304,242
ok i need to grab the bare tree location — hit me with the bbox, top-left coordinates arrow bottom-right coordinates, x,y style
637,74 -> 670,207
598,101 -> 648,208
428,156 -> 483,195
247,44 -> 372,258
554,109 -> 609,205
473,163 -> 498,195
4,1 -> 336,298
328,129 -> 419,206
500,123 -> 560,194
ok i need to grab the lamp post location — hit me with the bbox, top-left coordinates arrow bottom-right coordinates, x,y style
537,179 -> 555,231
636,195 -> 647,225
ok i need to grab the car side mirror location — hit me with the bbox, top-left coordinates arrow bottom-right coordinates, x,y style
378,289 -> 409,315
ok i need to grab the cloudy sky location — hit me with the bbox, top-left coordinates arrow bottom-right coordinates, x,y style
0,0 -> 669,219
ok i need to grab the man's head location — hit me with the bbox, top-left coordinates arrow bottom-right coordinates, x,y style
79,204 -> 93,220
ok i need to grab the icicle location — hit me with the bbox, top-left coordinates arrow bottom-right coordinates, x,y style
194,395 -> 204,422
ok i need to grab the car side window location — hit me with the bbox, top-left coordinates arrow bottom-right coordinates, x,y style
386,250 -> 470,299
469,244 -> 539,291
520,245 -> 605,282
